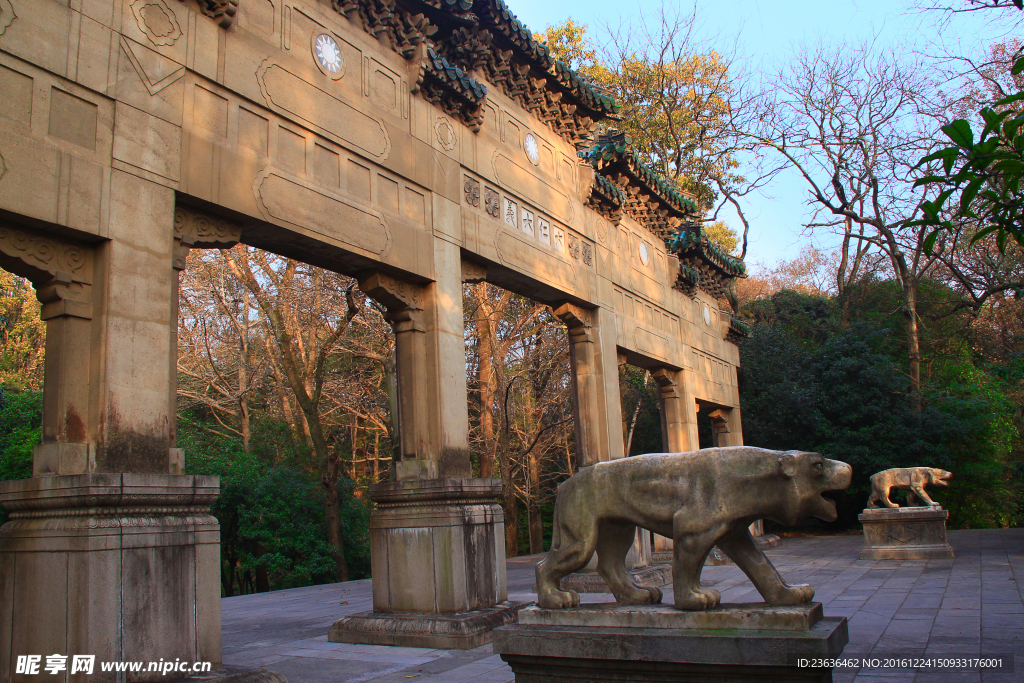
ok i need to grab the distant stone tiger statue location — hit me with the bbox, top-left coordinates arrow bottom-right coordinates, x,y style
867,467 -> 952,508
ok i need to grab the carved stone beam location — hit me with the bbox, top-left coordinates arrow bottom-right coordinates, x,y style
172,207 -> 243,270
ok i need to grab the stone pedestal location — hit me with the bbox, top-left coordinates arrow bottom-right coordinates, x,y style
494,603 -> 849,682
859,507 -> 954,560
329,478 -> 527,649
0,474 -> 222,683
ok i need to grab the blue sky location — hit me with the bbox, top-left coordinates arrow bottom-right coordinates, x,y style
504,0 -> 1018,268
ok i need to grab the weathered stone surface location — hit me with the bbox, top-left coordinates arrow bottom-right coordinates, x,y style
518,602 -> 824,631
168,668 -> 288,683
536,448 -> 852,611
859,506 -> 955,560
329,601 -> 530,649
493,617 -> 849,683
0,474 -> 221,682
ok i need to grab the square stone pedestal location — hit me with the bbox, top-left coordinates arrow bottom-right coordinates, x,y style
329,478 -> 527,649
0,474 -> 222,682
859,506 -> 954,560
493,603 -> 849,682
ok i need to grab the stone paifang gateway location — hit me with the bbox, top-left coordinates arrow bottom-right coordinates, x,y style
0,0 -> 749,674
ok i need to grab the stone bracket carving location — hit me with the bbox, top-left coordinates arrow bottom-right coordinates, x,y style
706,409 -> 731,435
553,303 -> 593,344
173,206 -> 243,270
651,368 -> 679,400
359,271 -> 427,331
0,223 -> 94,320
36,274 -> 92,321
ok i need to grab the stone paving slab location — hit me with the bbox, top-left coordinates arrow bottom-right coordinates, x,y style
223,529 -> 1024,682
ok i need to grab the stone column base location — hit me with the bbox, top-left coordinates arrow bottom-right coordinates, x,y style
332,477 -> 520,648
493,603 -> 848,683
859,507 -> 954,560
0,474 -> 222,683
329,601 -> 530,649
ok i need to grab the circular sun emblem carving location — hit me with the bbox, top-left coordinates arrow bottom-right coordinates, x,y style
314,34 -> 343,75
524,133 -> 540,164
638,241 -> 650,266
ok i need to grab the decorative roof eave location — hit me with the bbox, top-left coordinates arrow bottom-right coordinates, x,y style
665,228 -> 747,278
582,136 -> 699,218
585,173 -> 624,223
471,0 -> 619,118
199,0 -> 239,28
591,173 -> 624,207
413,49 -> 488,131
726,316 -> 751,344
332,0 -> 619,144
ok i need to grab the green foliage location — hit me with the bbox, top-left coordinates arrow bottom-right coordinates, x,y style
740,289 -> 1023,529
0,388 -> 40,481
0,388 -> 41,526
913,55 -> 1024,254
179,417 -> 371,594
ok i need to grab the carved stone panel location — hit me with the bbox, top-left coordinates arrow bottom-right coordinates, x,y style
485,187 -> 500,217
464,176 -> 480,207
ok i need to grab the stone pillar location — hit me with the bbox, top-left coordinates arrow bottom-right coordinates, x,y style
0,223 -> 96,475
0,184 -> 228,680
358,265 -> 471,478
650,368 -> 700,557
336,258 -> 524,649
554,303 -> 623,467
652,368 -> 698,453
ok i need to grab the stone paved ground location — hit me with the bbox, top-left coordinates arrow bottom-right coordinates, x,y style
222,528 -> 1024,683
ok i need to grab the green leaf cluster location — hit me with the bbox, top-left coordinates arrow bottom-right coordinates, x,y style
914,56 -> 1024,253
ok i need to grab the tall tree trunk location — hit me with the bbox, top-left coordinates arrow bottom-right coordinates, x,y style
473,283 -> 496,478
239,285 -> 251,451
527,447 -> 544,554
902,282 -> 922,413
321,441 -> 349,582
496,365 -> 518,556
